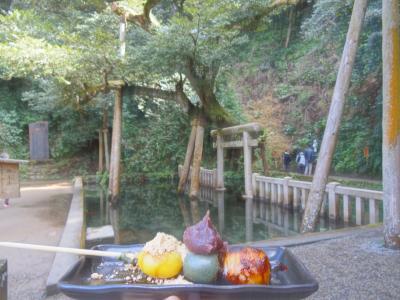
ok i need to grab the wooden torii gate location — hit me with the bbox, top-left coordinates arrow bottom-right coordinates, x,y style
211,123 -> 263,199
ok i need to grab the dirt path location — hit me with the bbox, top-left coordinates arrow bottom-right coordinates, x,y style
0,180 -> 72,300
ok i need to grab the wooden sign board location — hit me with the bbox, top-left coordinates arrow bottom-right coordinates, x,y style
29,121 -> 50,160
0,161 -> 21,198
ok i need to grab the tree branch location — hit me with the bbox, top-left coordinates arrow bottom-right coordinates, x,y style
111,0 -> 161,31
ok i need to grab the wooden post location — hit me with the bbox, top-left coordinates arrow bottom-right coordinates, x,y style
382,0 -> 400,249
243,131 -> 253,198
108,88 -> 123,204
103,129 -> 110,171
216,134 -> 225,190
189,118 -> 205,199
190,199 -> 201,223
102,109 -> 110,172
301,0 -> 368,233
98,130 -> 104,173
178,121 -> 197,193
285,7 -> 294,48
343,194 -> 351,223
109,204 -> 120,244
327,182 -> 340,220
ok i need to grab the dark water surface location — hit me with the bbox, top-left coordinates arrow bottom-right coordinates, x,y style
84,180 -> 358,245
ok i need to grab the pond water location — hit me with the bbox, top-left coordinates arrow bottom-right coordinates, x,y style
84,180 -> 364,246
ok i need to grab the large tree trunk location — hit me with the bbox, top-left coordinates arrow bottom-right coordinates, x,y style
189,116 -> 206,199
382,0 -> 400,249
108,88 -> 123,204
177,118 -> 198,193
301,0 -> 368,233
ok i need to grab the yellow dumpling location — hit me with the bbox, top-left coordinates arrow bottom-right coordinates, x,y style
137,250 -> 183,279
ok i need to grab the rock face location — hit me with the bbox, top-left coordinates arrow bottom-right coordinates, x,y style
183,211 -> 225,255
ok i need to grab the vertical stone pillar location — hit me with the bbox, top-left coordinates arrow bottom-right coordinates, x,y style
369,198 -> 380,224
243,131 -> 253,198
327,182 -> 340,220
252,173 -> 259,198
283,177 -> 292,208
343,194 -> 351,223
356,196 -> 364,225
245,197 -> 253,242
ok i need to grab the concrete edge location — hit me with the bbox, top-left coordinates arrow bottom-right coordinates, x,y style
45,177 -> 84,296
245,224 -> 383,248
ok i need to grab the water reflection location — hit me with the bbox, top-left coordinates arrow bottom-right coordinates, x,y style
84,182 -> 353,246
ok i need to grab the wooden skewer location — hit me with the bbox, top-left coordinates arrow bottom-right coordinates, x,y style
0,242 -> 137,263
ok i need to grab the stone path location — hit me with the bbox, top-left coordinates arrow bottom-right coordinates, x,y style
0,181 -> 72,300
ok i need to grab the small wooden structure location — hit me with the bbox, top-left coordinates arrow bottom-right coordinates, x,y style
29,121 -> 50,160
211,123 -> 263,199
0,159 -> 27,199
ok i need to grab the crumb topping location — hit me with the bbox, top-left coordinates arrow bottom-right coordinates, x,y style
142,232 -> 187,259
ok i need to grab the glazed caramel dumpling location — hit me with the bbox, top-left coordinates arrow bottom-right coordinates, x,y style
223,247 -> 271,285
137,232 -> 187,279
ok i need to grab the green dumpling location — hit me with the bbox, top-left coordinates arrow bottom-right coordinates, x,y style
183,251 -> 219,284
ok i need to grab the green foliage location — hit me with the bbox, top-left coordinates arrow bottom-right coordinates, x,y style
0,0 -> 385,178
122,96 -> 190,178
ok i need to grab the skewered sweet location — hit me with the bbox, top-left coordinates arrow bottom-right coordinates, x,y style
182,211 -> 225,283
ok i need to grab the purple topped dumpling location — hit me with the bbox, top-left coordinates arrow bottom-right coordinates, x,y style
183,210 -> 226,255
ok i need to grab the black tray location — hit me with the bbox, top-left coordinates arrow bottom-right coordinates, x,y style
58,244 -> 318,300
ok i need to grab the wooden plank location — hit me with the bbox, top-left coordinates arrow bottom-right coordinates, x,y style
29,121 -> 49,160
0,162 -> 20,198
211,122 -> 262,136
213,139 -> 258,149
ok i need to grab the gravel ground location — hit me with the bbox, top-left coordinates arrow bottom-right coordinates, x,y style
291,227 -> 400,300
